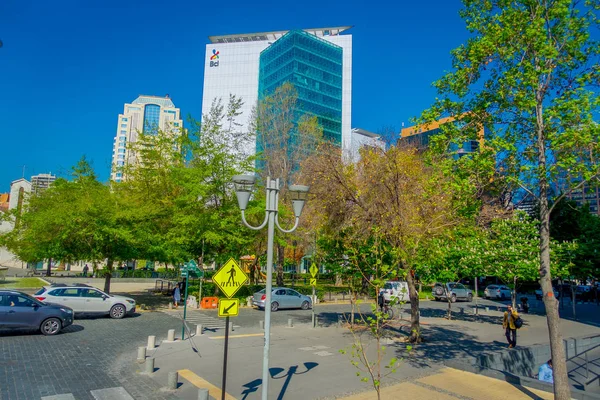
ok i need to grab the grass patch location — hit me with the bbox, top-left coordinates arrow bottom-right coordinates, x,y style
0,277 -> 46,289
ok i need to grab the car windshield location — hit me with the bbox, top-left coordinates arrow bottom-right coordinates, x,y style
448,283 -> 456,289
487,286 -> 497,290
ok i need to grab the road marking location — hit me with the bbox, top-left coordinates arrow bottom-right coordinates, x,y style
90,387 -> 134,400
209,333 -> 264,339
178,369 -> 237,400
41,395 -> 76,400
299,346 -> 316,351
314,351 -> 334,356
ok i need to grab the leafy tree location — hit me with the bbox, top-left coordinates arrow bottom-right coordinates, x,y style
305,144 -> 472,342
252,82 -> 324,285
424,1 -> 600,396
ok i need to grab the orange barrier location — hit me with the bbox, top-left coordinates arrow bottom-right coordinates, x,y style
201,297 -> 218,309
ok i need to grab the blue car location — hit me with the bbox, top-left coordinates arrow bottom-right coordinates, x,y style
0,290 -> 74,335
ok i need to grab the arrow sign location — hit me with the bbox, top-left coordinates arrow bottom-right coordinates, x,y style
218,298 -> 240,317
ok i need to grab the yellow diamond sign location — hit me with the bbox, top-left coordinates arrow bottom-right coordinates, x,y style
309,263 -> 318,278
213,258 -> 248,298
310,278 -> 317,286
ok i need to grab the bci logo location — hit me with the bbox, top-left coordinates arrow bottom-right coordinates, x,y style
210,49 -> 219,67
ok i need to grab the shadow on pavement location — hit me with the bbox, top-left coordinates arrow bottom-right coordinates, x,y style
239,362 -> 319,400
418,308 -> 505,324
0,323 -> 84,337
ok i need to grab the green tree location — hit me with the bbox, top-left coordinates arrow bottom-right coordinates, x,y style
424,1 -> 600,396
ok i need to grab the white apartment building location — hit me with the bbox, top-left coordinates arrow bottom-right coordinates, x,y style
31,173 -> 56,193
201,26 -> 352,157
110,95 -> 183,182
349,128 -> 386,162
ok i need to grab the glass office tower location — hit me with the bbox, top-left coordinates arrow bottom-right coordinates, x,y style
258,30 -> 343,145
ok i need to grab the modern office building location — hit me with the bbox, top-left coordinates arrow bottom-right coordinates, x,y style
201,26 -> 352,158
110,95 -> 183,182
31,173 -> 56,193
399,116 -> 483,157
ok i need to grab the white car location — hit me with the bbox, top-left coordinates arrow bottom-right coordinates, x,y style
484,285 -> 512,300
379,281 -> 410,303
34,284 -> 136,319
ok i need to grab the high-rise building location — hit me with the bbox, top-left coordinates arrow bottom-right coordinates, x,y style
201,27 -> 352,157
31,173 -> 56,193
111,95 -> 183,182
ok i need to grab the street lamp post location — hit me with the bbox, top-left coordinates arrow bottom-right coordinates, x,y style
233,175 -> 309,400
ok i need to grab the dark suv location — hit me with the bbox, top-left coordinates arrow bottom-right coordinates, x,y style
0,290 -> 74,335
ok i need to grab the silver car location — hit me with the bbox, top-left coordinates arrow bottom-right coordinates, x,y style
252,287 -> 312,311
433,282 -> 473,303
34,284 -> 136,319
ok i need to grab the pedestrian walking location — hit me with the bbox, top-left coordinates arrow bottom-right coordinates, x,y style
82,264 -> 89,277
503,304 -> 519,348
173,285 -> 181,308
538,359 -> 553,383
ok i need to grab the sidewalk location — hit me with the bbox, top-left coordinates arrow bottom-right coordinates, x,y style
337,367 -> 553,400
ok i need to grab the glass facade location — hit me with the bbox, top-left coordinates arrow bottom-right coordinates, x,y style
258,30 -> 343,146
143,104 -> 160,134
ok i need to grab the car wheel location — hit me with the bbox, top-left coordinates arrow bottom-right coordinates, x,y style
467,293 -> 473,302
301,301 -> 310,310
271,302 -> 279,312
110,304 -> 126,319
434,287 -> 444,296
40,318 -> 62,336
451,294 -> 457,303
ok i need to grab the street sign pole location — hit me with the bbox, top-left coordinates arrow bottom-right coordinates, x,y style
221,315 -> 230,400
181,275 -> 189,340
312,284 -> 316,328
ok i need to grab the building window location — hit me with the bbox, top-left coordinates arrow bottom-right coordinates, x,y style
118,149 -> 126,154
119,137 -> 126,142
117,161 -> 124,166
120,124 -> 127,128
122,118 -> 128,121
165,110 -> 176,114
116,173 -> 122,178
144,104 -> 161,134
120,130 -> 127,135
174,122 -> 180,127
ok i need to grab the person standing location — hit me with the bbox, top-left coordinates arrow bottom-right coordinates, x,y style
82,264 -> 89,277
503,304 -> 519,348
538,359 -> 553,383
173,285 -> 181,308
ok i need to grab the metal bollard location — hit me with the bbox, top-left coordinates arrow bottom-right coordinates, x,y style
167,371 -> 178,390
145,357 -> 155,374
198,388 -> 209,400
147,335 -> 156,350
288,318 -> 293,328
137,346 -> 146,363
259,320 -> 264,330
167,329 -> 175,341
230,322 -> 234,332
196,324 -> 203,336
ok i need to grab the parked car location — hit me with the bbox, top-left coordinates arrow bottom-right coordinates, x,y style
433,282 -> 473,303
0,290 -> 74,335
484,285 -> 512,300
252,287 -> 312,311
535,287 -> 560,300
34,284 -> 136,319
378,281 -> 409,304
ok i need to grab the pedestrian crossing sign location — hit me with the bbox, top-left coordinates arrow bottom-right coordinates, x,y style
213,258 -> 248,298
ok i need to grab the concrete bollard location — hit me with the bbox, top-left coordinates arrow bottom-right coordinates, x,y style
198,388 -> 209,400
288,318 -> 293,328
485,306 -> 490,313
145,357 -> 155,374
472,307 -> 477,314
196,324 -> 203,336
259,320 -> 264,330
137,346 -> 146,363
230,322 -> 234,332
167,371 -> 178,390
147,335 -> 156,350
167,329 -> 175,342
168,302 -> 173,310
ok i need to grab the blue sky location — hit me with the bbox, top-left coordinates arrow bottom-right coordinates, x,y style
0,0 -> 468,192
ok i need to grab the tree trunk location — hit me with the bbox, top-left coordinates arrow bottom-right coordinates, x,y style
46,258 -> 52,277
276,244 -> 284,287
405,269 -> 421,343
103,259 -> 113,294
537,100 -> 570,400
512,276 -> 517,309
444,285 -> 453,320
571,280 -> 577,321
